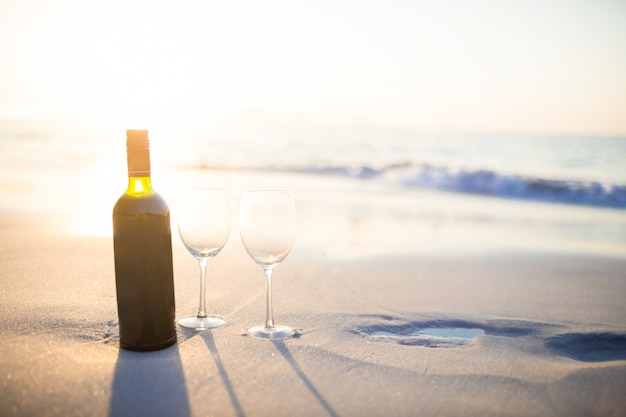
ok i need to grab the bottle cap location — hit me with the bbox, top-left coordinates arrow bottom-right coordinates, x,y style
126,130 -> 150,148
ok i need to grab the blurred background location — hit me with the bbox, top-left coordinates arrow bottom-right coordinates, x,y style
1,0 -> 625,134
0,0 -> 625,255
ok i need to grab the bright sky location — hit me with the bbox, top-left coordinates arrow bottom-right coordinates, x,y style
1,0 -> 625,135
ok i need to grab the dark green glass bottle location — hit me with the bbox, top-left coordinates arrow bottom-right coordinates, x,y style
112,130 -> 176,351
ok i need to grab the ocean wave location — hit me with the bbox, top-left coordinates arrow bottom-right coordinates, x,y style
290,163 -> 626,209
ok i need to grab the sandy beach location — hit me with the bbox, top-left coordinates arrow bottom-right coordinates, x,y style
1,168 -> 625,417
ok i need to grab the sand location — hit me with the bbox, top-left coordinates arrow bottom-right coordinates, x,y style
1,170 -> 626,417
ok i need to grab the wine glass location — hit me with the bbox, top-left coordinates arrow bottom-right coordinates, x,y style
239,190 -> 297,339
177,188 -> 231,330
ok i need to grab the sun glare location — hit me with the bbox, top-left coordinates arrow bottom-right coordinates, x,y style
1,0 -> 625,134
79,5 -> 208,126
11,1 -> 253,127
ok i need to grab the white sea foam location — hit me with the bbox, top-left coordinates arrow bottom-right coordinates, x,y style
285,162 -> 626,208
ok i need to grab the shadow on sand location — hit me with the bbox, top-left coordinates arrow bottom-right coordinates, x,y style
109,344 -> 191,417
202,331 -> 246,417
272,340 -> 340,417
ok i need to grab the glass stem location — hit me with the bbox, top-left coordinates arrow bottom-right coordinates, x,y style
197,258 -> 209,318
263,267 -> 275,329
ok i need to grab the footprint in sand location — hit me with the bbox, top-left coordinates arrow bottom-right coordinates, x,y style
356,317 -> 626,362
354,319 -> 487,348
354,317 -> 546,348
545,332 -> 626,362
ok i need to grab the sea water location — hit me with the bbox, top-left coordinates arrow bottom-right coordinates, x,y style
159,125 -> 626,208
1,120 -> 625,205
0,119 -> 625,256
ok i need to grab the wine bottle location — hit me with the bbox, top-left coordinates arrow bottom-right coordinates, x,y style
112,130 -> 177,351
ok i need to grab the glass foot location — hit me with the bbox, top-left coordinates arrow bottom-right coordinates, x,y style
248,324 -> 294,339
178,316 -> 225,330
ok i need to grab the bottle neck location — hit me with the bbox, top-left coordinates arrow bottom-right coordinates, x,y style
125,176 -> 155,197
125,138 -> 153,197
127,146 -> 151,177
